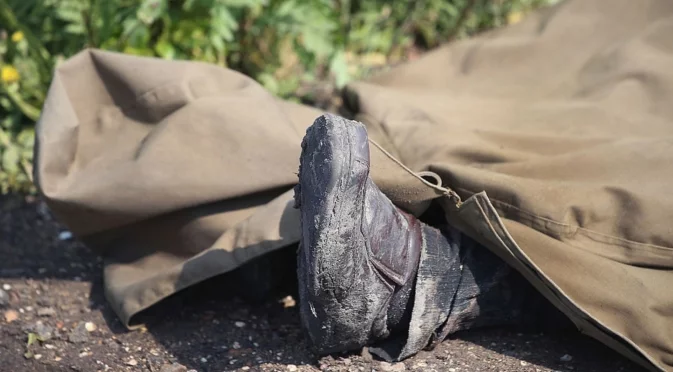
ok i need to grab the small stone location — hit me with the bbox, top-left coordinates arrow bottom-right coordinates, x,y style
2,284 -> 11,291
287,365 -> 298,372
25,306 -> 33,312
379,361 -> 406,372
342,358 -> 352,365
361,347 -> 373,362
37,307 -> 56,317
103,339 -> 120,350
242,367 -> 250,371
449,369 -> 456,372
232,341 -> 241,349
79,351 -> 89,357
54,357 -> 62,362
0,289 -> 9,307
235,321 -> 246,328
4,309 -> 18,322
68,323 -> 90,343
34,322 -> 54,341
45,344 -> 55,349
34,354 -> 42,360
126,358 -> 138,366
36,297 -> 54,308
200,357 -> 208,363
520,361 -> 529,366
414,362 -> 428,369
159,363 -> 188,372
58,231 -> 73,240
560,354 -> 573,362
84,322 -> 97,332
146,355 -> 165,370
280,295 -> 296,308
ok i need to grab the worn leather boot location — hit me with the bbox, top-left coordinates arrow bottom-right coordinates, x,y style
294,114 -> 569,360
294,114 -> 422,354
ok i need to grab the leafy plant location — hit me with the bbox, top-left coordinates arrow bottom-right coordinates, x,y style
0,0 -> 556,193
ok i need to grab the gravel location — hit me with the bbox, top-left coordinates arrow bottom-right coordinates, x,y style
380,361 -> 407,371
68,322 -> 90,343
160,363 -> 189,372
33,322 -> 54,341
0,194 -> 646,372
36,307 -> 56,317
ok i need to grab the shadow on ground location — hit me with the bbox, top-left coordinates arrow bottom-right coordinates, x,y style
0,195 -> 645,371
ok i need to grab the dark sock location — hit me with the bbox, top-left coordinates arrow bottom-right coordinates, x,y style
430,230 -> 573,344
375,223 -> 572,360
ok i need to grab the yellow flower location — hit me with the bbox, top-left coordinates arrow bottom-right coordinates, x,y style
11,31 -> 24,43
507,11 -> 524,25
1,65 -> 20,84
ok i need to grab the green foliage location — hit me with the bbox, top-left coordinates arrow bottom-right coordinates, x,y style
0,0 -> 556,193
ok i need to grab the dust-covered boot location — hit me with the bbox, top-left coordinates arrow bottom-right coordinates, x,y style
293,114 -> 422,354
293,114 -> 569,360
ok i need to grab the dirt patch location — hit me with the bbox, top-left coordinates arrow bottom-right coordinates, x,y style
0,195 -> 644,371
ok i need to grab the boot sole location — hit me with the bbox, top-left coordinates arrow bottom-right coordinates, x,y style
295,114 -> 391,354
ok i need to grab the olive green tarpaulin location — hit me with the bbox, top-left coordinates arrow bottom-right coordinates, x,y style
33,0 -> 673,370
